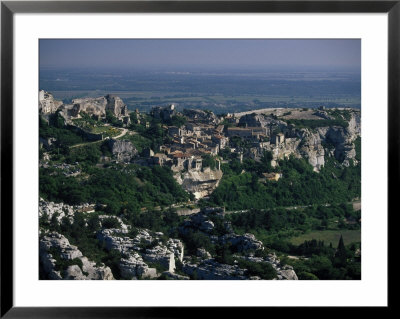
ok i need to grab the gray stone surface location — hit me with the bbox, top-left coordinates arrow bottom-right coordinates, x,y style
40,232 -> 114,280
175,167 -> 223,199
97,227 -> 184,279
109,139 -> 138,162
182,259 -> 247,280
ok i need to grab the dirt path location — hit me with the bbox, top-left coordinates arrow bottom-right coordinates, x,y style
70,127 -> 129,149
224,200 -> 360,215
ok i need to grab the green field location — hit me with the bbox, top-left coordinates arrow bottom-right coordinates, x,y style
289,229 -> 361,247
90,126 -> 120,137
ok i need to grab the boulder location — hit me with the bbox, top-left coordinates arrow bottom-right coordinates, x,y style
40,232 -> 114,280
119,253 -> 157,279
220,233 -> 264,252
182,259 -> 247,280
109,139 -> 138,162
39,91 -> 63,114
175,168 -> 223,199
196,248 -> 212,259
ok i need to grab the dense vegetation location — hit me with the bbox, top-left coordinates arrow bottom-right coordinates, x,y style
223,206 -> 360,280
40,114 -> 86,147
39,102 -> 361,280
128,116 -> 170,151
280,237 -> 361,280
39,164 -> 191,212
204,153 -> 360,211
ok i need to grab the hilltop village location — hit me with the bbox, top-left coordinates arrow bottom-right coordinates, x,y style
39,91 -> 362,280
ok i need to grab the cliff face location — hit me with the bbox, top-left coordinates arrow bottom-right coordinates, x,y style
105,95 -> 129,118
39,90 -> 63,114
255,111 -> 361,171
62,94 -> 128,120
39,232 -> 114,280
183,109 -> 221,125
97,225 -> 184,280
39,91 -> 129,121
109,139 -> 138,162
239,113 -> 288,133
175,167 -> 223,199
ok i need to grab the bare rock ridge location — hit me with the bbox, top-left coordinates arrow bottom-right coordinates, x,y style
109,139 -> 138,162
96,224 -> 184,279
39,232 -> 114,280
182,109 -> 221,125
39,90 -> 360,172
39,91 -> 63,114
178,209 -> 298,280
39,90 -> 129,123
175,167 -> 223,199
238,110 -> 360,171
39,200 -> 297,280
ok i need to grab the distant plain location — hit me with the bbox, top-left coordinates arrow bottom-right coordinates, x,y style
40,67 -> 361,113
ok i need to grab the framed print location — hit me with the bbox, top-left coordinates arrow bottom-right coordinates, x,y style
1,0 -> 396,317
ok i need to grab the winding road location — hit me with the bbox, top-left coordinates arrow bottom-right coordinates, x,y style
70,127 -> 129,149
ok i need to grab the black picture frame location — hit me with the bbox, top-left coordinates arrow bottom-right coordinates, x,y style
1,0 -> 396,317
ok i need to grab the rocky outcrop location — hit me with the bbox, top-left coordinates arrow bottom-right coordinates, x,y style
179,211 -> 217,236
105,95 -> 129,118
161,271 -> 190,280
119,253 -> 158,279
39,198 -> 75,224
238,254 -> 298,280
63,256 -> 115,280
197,248 -> 212,259
61,94 -> 128,119
109,139 -> 138,162
239,113 -> 287,134
39,90 -> 63,114
297,129 -> 326,171
177,210 -> 298,280
175,167 -> 223,199
151,104 -> 176,121
39,90 -> 130,122
263,253 -> 298,280
183,109 -> 221,125
220,233 -> 264,253
39,198 -> 97,225
260,110 -> 361,171
97,227 -> 184,279
313,110 -> 335,120
143,245 -> 176,273
39,232 -> 114,280
182,259 -> 247,280
166,238 -> 185,262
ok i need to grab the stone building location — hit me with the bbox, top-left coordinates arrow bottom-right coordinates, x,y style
275,133 -> 285,145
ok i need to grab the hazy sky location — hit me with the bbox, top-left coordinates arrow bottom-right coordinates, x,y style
40,39 -> 361,70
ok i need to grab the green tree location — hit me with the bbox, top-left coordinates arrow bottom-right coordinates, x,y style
334,235 -> 347,267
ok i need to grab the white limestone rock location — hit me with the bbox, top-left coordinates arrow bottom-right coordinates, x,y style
220,233 -> 264,252
161,271 -> 190,280
108,139 -> 138,162
143,245 -> 176,273
39,198 -> 75,224
40,232 -> 114,280
60,94 -> 128,120
119,253 -> 157,279
39,90 -> 63,114
98,227 -> 184,278
175,168 -> 223,199
166,238 -> 184,262
182,259 -> 247,280
196,248 -> 212,259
